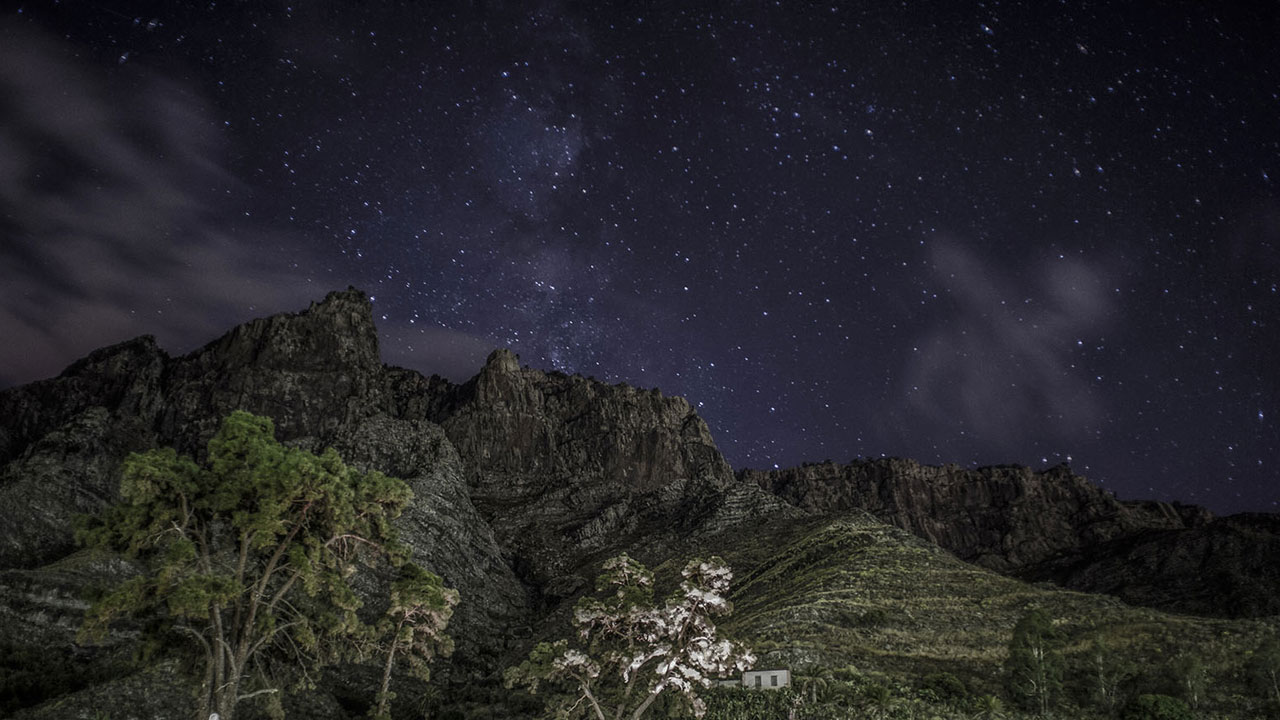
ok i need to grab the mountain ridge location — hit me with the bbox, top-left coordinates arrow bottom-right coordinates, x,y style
2,288 -> 1277,718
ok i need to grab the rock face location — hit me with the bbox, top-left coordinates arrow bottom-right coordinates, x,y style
742,459 -> 1209,571
0,290 -> 524,677
0,287 -> 780,713
1019,512 -> 1280,618
742,459 -> 1280,618
420,349 -> 739,589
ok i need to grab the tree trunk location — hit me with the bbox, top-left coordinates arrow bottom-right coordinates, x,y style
377,640 -> 399,716
197,660 -> 213,720
216,662 -> 241,720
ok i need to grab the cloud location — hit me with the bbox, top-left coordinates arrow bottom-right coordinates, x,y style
0,22 -> 322,387
899,240 -> 1114,452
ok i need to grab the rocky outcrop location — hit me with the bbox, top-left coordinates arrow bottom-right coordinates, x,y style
327,413 -> 528,672
420,349 -> 740,588
743,459 -> 1210,571
0,335 -> 167,467
1019,512 -> 1280,618
741,459 -> 1280,618
0,352 -> 165,569
159,288 -> 388,456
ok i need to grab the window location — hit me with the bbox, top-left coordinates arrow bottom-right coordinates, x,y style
771,675 -> 778,687
755,675 -> 762,687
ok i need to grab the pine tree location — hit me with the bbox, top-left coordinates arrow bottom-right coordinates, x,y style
366,563 -> 459,719
77,411 -> 456,720
1003,609 -> 1063,717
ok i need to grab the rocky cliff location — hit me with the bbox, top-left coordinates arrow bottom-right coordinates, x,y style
1018,511 -> 1280,617
0,288 -> 785,699
741,459 -> 1210,571
741,459 -> 1280,618
423,348 -> 743,591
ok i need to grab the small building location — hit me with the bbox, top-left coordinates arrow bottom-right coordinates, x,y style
742,668 -> 791,690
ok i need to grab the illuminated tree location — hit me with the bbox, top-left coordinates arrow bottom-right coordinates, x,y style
506,554 -> 754,720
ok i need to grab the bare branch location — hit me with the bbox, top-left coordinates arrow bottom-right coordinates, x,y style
237,687 -> 279,701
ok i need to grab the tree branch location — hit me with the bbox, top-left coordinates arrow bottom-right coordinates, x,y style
629,686 -> 662,720
568,671 -> 607,720
175,623 -> 213,661
237,687 -> 279,701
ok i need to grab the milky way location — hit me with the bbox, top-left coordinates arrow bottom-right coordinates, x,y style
1,3 -> 1276,513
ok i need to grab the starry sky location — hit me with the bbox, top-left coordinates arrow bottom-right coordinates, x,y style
2,2 -> 1276,514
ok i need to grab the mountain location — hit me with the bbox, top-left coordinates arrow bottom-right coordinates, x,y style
1,289 -> 1276,719
742,459 -> 1280,618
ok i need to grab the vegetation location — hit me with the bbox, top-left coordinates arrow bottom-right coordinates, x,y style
75,411 -> 456,720
679,514 -> 1280,719
1083,635 -> 1132,715
1120,693 -> 1194,720
922,671 -> 968,702
1248,636 -> 1280,708
701,686 -> 798,720
505,554 -> 754,720
365,563 -> 459,719
0,639 -> 127,716
1003,609 -> 1063,716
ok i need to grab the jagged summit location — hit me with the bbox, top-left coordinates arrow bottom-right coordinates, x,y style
481,347 -> 521,374
182,286 -> 381,372
0,288 -> 767,667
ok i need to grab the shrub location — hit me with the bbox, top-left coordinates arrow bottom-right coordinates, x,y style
1120,693 -> 1194,720
922,671 -> 968,702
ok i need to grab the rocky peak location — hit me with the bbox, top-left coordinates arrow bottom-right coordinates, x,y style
483,348 -> 521,375
158,288 -> 385,452
189,287 -> 380,375
423,356 -> 735,587
0,335 -> 167,466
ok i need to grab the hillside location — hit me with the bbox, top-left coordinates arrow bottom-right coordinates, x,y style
691,514 -> 1276,718
745,460 -> 1280,617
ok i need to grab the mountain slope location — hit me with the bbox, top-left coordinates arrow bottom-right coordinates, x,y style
690,513 -> 1277,718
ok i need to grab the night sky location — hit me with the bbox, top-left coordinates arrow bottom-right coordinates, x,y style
2,2 -> 1276,514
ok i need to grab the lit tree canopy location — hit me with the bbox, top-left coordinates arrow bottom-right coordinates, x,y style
506,554 -> 754,720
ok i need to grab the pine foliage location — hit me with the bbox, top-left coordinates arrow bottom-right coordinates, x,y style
76,411 -> 456,720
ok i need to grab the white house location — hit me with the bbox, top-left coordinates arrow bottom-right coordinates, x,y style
741,668 -> 791,690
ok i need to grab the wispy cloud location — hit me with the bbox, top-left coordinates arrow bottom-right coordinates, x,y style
0,22 -> 320,387
900,239 -> 1115,453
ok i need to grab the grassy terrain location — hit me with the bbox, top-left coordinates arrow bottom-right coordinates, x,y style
652,512 -> 1280,719
8,508 -> 1278,718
